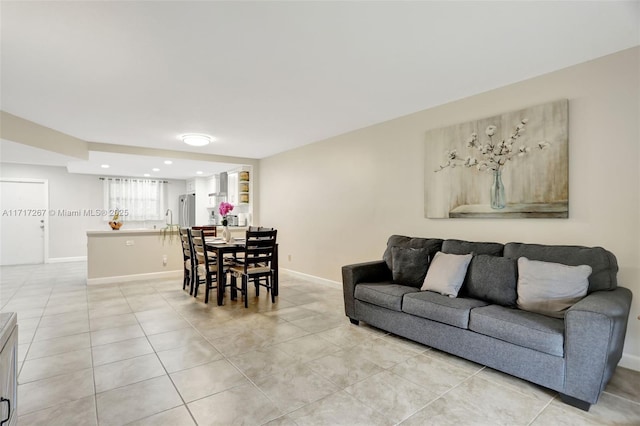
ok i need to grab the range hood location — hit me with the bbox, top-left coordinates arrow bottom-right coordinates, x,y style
208,172 -> 228,196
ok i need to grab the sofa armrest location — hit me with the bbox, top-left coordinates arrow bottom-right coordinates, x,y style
342,260 -> 392,319
564,287 -> 632,404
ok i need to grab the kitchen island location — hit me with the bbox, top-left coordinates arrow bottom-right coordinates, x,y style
86,226 -> 249,285
86,228 -> 182,285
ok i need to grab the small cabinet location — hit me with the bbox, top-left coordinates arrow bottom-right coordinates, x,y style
227,170 -> 250,205
238,171 -> 250,204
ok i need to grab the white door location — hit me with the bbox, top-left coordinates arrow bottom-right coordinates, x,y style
0,179 -> 48,265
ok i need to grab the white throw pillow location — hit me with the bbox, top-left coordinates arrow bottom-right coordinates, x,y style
517,257 -> 592,318
421,251 -> 473,297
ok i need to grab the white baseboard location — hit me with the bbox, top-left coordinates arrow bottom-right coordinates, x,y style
87,270 -> 182,285
619,353 -> 640,372
47,256 -> 87,263
280,268 -> 342,289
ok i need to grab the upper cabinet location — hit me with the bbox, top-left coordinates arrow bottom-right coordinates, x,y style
185,178 -> 196,194
228,169 -> 251,205
238,171 -> 250,204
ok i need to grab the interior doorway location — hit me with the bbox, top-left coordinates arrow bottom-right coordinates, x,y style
0,179 -> 48,265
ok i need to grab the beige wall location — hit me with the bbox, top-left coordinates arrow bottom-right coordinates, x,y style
0,164 -> 186,260
259,47 -> 640,367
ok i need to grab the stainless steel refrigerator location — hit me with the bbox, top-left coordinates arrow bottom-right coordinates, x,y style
178,194 -> 196,227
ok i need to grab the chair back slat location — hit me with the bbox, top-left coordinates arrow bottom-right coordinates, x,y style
179,228 -> 192,259
242,230 -> 277,271
192,225 -> 217,237
191,229 -> 217,265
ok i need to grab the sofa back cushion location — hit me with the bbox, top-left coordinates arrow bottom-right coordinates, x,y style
383,235 -> 443,270
442,239 -> 504,256
504,243 -> 618,292
464,255 -> 518,306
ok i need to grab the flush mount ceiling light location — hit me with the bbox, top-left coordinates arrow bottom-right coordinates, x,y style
181,133 -> 212,147
101,164 -> 110,168
196,171 -> 203,175
152,168 -> 160,172
164,160 -> 173,165
143,173 -> 150,177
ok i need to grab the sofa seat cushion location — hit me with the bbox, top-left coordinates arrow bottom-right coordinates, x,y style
469,305 -> 565,356
402,291 -> 489,329
355,284 -> 420,312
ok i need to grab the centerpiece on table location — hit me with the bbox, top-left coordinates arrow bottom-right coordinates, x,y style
109,210 -> 123,230
219,201 -> 234,242
435,118 -> 550,209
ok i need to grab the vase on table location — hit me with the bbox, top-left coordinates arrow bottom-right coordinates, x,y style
490,170 -> 506,209
222,225 -> 231,242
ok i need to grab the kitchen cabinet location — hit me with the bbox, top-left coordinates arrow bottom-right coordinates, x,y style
186,178 -> 196,193
0,313 -> 17,426
228,170 -> 250,205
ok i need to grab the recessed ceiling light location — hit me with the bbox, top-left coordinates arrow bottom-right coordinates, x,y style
181,133 -> 212,147
143,173 -> 150,177
164,160 -> 173,165
196,171 -> 203,175
101,164 -> 110,168
152,168 -> 160,172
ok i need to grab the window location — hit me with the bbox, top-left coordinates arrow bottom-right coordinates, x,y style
103,178 -> 167,221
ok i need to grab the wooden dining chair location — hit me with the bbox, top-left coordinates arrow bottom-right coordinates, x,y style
191,228 -> 219,304
228,229 -> 278,308
179,228 -> 196,294
192,225 -> 217,237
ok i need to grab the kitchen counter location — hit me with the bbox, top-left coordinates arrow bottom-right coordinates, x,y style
87,226 -> 248,236
87,228 -> 179,236
86,229 -> 182,284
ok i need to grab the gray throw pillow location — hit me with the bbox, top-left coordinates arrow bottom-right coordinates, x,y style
391,246 -> 430,287
421,251 -> 473,297
517,257 -> 592,318
465,255 -> 517,306
383,235 -> 443,270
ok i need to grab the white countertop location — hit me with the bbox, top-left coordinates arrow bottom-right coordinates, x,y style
87,228 -> 173,236
87,226 -> 249,236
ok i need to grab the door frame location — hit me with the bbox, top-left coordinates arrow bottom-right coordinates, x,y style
0,178 -> 49,264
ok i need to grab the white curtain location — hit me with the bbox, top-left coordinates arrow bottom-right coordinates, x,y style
103,178 -> 167,221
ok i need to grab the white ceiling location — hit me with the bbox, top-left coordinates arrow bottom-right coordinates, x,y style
1,1 -> 638,178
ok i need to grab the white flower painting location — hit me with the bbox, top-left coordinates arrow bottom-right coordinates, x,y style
424,99 -> 568,218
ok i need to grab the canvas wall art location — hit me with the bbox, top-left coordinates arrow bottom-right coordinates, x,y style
425,99 -> 568,218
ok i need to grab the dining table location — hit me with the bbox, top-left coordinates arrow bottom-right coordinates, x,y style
205,237 -> 279,306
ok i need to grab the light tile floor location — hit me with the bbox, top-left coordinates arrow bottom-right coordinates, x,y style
1,261 -> 639,425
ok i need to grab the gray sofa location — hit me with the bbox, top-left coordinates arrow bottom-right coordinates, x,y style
342,236 -> 633,411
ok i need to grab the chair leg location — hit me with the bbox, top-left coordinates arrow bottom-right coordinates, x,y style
204,275 -> 211,304
193,274 -> 199,298
243,276 -> 248,308
255,279 -> 259,296
270,274 -> 275,303
230,275 -> 238,301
